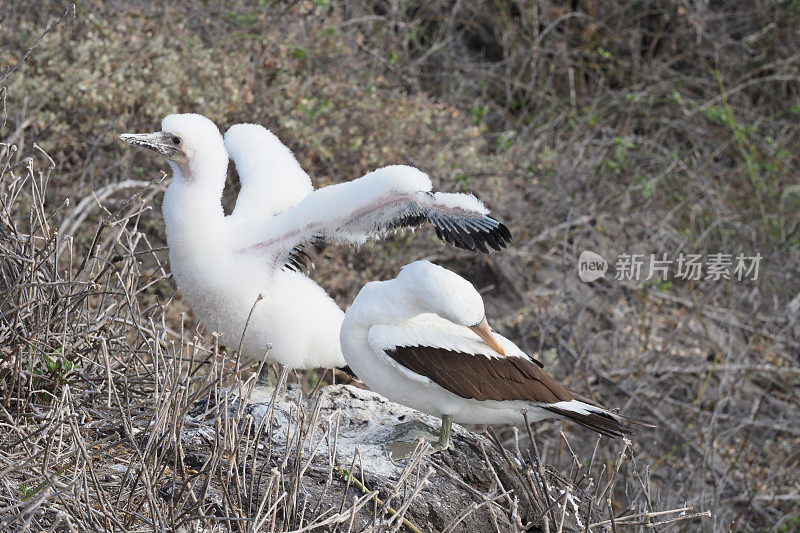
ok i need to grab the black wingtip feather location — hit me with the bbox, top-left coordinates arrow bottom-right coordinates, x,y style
481,229 -> 503,251
497,222 -> 512,242
472,233 -> 490,253
426,214 -> 512,253
543,405 -> 654,439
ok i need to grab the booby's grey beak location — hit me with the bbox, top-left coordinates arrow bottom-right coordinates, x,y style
469,317 -> 506,356
119,131 -> 178,158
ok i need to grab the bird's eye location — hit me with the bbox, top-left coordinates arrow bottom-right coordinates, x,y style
172,136 -> 181,145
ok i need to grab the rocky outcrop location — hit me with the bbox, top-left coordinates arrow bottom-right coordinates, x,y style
178,384 -> 597,532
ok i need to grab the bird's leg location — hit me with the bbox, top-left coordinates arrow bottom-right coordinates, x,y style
260,363 -> 289,408
275,364 -> 288,395
385,414 -> 453,460
432,414 -> 453,452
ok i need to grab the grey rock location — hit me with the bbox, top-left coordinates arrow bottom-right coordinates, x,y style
175,383 -> 598,532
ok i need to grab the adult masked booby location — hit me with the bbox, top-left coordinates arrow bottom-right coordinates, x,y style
340,261 -> 648,451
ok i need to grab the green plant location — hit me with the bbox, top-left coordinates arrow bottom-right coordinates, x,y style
451,172 -> 470,192
17,484 -> 35,501
470,104 -> 487,125
495,131 -> 514,152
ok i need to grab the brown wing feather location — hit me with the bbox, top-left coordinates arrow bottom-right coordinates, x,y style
384,345 -> 653,438
384,345 -> 573,403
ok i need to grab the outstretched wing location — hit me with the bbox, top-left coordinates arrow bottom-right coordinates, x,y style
230,165 -> 512,269
224,124 -> 314,222
360,191 -> 512,253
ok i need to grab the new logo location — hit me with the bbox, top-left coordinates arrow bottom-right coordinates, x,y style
578,250 -> 608,282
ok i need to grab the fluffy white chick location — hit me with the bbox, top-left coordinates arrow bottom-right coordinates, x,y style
121,114 -> 346,372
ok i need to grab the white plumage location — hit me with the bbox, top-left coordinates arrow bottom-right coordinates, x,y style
120,114 -> 511,372
122,114 -> 345,370
224,123 -> 313,221
341,261 -> 646,450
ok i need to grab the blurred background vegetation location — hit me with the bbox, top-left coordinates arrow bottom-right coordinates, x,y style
1,1 -> 799,530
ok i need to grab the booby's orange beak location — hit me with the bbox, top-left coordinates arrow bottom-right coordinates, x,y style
469,317 -> 506,356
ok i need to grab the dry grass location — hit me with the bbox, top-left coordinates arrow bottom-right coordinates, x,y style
1,1 -> 798,531
0,151 -> 706,531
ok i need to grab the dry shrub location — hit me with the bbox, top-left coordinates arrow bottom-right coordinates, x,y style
2,2 -> 799,531
0,141 -> 711,531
